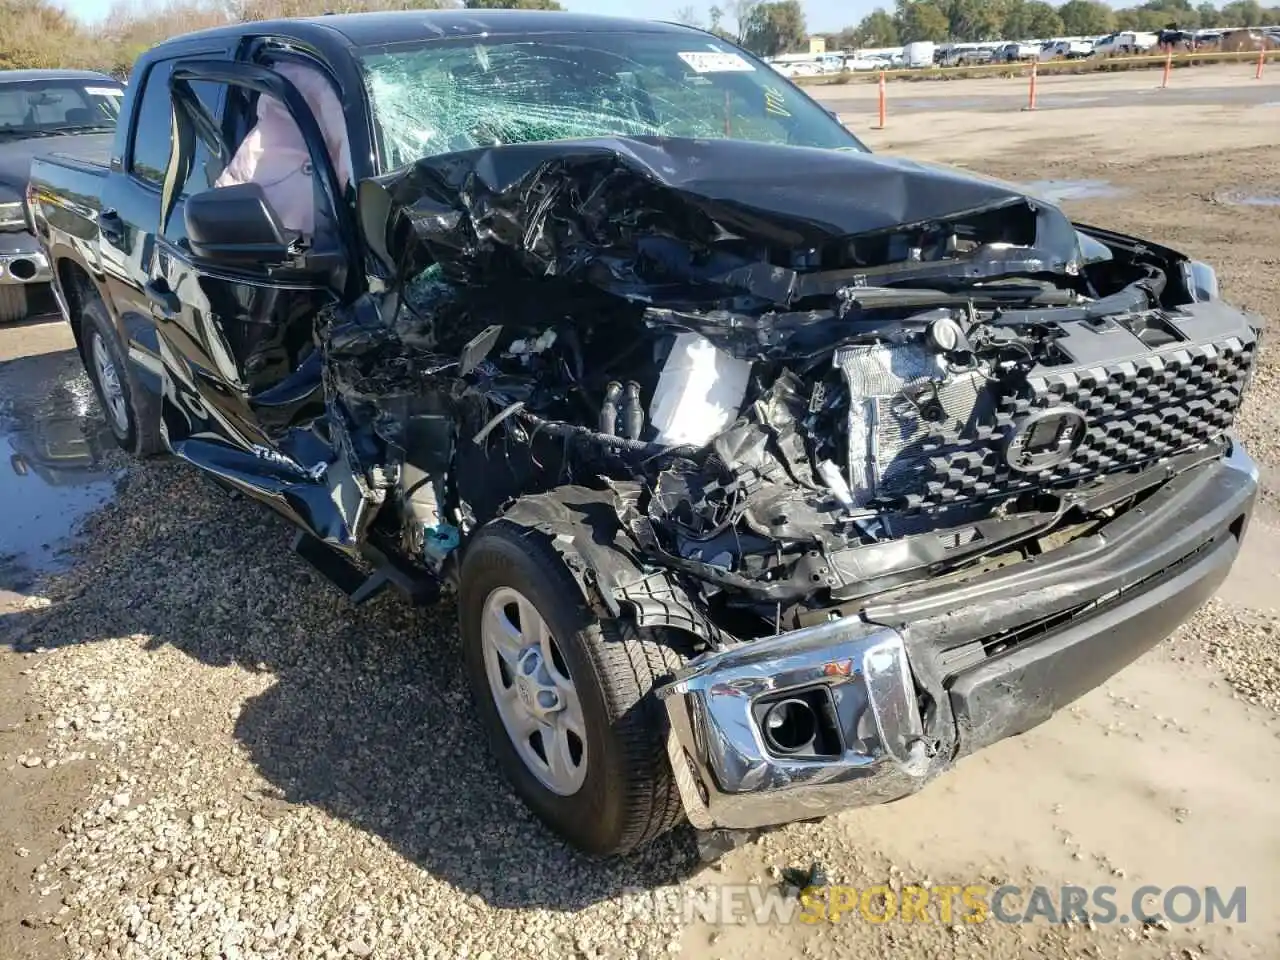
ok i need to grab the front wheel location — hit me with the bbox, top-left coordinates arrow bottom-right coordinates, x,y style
459,514 -> 688,855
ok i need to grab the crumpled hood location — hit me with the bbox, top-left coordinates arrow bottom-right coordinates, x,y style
358,135 -> 1081,290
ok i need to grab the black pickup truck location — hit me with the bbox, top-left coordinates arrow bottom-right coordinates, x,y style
28,11 -> 1261,856
0,69 -> 124,322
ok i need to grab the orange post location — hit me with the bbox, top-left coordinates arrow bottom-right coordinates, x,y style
875,70 -> 887,129
1161,45 -> 1173,88
1257,46 -> 1266,79
1025,59 -> 1037,111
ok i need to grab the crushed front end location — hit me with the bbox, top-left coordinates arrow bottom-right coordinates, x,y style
322,137 -> 1261,830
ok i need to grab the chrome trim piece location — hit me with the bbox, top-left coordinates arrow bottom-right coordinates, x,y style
657,616 -> 931,831
0,251 -> 51,285
1225,433 -> 1259,485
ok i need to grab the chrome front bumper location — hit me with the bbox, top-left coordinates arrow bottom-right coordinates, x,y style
657,444 -> 1258,832
657,617 -> 933,831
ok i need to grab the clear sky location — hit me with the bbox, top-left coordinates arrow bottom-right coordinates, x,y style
54,0 -> 875,33
54,0 -> 1135,34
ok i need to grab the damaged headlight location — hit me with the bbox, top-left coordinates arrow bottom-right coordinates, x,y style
1180,260 -> 1220,302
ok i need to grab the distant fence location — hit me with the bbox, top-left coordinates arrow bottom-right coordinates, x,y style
792,49 -> 1278,85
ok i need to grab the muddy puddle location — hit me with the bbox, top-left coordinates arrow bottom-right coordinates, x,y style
1214,188 -> 1280,207
1020,178 -> 1129,203
0,348 -> 119,593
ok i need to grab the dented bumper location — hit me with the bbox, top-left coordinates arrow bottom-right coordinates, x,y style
657,442 -> 1258,831
659,617 -> 931,831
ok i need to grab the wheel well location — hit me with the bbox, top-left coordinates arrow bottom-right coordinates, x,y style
56,258 -> 97,354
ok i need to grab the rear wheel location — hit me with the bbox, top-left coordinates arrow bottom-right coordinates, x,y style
459,512 -> 688,855
80,298 -> 164,458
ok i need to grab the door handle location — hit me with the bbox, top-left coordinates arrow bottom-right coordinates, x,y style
99,208 -> 125,246
144,277 -> 180,319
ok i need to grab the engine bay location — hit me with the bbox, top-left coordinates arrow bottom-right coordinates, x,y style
321,136 -> 1259,640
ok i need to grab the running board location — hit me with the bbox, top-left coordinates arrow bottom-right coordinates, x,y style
291,531 -> 439,606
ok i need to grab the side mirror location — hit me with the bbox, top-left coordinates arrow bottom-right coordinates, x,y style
184,183 -> 296,265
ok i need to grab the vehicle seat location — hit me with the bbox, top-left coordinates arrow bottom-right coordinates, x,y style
63,107 -> 94,124
214,59 -> 353,240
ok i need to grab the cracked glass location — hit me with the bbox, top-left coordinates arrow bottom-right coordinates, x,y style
358,32 -> 866,172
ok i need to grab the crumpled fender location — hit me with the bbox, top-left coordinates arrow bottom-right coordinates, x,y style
492,485 -> 727,647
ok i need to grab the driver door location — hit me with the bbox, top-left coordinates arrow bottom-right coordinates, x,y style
150,58 -> 363,542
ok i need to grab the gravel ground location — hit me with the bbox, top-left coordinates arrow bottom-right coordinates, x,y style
2,73 -> 1279,960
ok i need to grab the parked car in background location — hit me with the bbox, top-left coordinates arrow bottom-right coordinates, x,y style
996,42 -> 1040,62
1093,31 -> 1159,56
903,40 -> 936,67
772,60 -> 819,78
1039,38 -> 1095,60
958,45 -> 996,65
843,56 -> 883,71
939,43 -> 996,66
0,69 -> 124,323
27,9 -> 1263,859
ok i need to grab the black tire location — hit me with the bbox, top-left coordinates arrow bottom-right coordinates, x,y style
80,297 -> 165,458
459,512 -> 688,856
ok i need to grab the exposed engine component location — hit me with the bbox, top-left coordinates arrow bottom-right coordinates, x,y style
321,136 -> 1260,633
833,340 -> 985,505
649,332 -> 753,447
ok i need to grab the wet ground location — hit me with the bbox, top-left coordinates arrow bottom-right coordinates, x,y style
1214,188 -> 1280,206
0,343 -> 119,595
1019,178 -> 1129,202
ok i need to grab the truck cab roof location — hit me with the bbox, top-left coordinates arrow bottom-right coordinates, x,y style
176,9 -> 700,48
0,69 -> 119,83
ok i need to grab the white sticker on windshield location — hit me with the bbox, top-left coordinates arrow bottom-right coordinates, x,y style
85,86 -> 123,97
678,51 -> 755,73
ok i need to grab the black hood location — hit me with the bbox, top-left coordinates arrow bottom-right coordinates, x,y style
359,135 -> 1081,292
0,131 -> 112,196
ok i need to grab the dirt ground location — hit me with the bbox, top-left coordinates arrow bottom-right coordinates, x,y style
1,68 -> 1278,960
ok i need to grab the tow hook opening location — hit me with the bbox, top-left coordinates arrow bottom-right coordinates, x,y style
763,698 -> 817,753
755,687 -> 843,758
8,258 -> 37,281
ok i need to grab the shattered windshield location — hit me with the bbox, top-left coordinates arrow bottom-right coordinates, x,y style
358,32 -> 866,171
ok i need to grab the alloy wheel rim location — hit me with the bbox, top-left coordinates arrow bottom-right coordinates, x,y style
480,586 -> 588,796
91,332 -> 129,434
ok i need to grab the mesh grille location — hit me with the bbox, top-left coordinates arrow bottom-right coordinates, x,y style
842,329 -> 1256,509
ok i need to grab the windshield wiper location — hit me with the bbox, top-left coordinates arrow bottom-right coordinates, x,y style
0,125 -> 113,140
49,124 -> 115,134
0,129 -> 66,139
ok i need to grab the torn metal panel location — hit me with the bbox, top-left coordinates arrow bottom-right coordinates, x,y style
317,133 -> 1260,643
360,136 -> 1082,297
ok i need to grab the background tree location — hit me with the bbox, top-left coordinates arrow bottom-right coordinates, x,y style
1196,0 -> 1222,25
1056,0 -> 1116,33
947,0 -> 1009,40
673,3 -> 701,26
894,0 -> 951,41
740,0 -> 806,56
855,7 -> 900,45
725,0 -> 760,44
1220,0 -> 1264,24
1003,0 -> 1064,37
461,0 -> 564,8
0,0 -> 97,69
